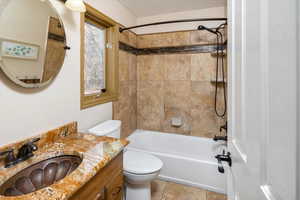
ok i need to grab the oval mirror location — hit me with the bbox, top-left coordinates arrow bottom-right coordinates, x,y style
0,0 -> 67,88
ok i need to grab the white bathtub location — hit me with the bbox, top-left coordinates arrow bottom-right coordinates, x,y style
126,129 -> 227,194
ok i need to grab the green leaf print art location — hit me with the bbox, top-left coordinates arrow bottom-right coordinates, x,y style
1,40 -> 39,60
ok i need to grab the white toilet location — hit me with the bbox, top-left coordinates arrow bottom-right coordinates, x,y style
88,120 -> 163,200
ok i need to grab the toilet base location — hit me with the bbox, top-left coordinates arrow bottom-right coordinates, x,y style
125,182 -> 151,200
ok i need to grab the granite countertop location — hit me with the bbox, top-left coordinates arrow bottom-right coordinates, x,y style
0,122 -> 128,200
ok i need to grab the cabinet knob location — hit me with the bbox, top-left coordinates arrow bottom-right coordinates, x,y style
112,186 -> 122,197
95,188 -> 106,200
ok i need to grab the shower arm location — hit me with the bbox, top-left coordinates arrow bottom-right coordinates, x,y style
197,25 -> 218,35
198,22 -> 227,35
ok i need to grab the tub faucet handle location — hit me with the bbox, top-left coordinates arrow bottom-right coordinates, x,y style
220,122 -> 227,132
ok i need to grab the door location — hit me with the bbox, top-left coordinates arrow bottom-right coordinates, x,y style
42,17 -> 66,82
227,0 -> 298,200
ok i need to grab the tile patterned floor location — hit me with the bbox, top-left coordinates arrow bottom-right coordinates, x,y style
151,180 -> 227,200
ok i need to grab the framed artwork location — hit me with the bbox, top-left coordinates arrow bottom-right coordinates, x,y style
0,39 -> 39,60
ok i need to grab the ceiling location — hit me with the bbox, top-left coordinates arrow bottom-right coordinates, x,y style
118,0 -> 227,17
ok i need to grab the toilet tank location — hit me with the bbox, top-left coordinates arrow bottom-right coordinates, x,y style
88,120 -> 121,139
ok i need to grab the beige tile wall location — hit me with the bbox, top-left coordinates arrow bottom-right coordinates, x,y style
114,30 -> 226,139
136,31 -> 227,138
137,30 -> 219,48
113,31 -> 137,138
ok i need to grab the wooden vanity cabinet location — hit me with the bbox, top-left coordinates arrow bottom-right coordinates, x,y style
69,153 -> 123,200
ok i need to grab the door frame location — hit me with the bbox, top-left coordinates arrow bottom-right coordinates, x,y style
297,0 -> 300,198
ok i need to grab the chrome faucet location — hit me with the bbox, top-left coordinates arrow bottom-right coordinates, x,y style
0,138 -> 40,168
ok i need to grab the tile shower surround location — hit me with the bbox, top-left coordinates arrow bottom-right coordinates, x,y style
113,30 -> 138,138
114,29 -> 227,139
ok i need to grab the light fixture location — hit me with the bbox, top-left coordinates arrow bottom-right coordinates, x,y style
65,0 -> 86,12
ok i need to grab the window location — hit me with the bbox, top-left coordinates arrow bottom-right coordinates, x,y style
80,4 -> 119,109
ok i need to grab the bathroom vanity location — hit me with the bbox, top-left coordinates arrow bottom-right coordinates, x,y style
69,153 -> 123,200
0,122 -> 127,200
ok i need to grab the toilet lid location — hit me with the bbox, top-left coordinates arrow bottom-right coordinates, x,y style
124,151 -> 163,174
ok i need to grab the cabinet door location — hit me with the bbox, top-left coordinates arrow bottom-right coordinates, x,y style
70,185 -> 105,200
69,154 -> 123,200
106,173 -> 123,200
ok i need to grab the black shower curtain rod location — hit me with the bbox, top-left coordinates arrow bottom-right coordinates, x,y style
119,18 -> 227,32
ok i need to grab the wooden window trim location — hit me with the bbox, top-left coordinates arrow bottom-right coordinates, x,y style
80,4 -> 119,109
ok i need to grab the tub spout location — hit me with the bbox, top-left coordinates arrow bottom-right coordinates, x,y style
213,135 -> 227,142
216,159 -> 225,173
215,151 -> 232,173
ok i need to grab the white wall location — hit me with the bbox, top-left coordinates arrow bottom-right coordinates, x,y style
86,0 -> 137,27
135,7 -> 226,34
0,0 -> 136,146
297,1 -> 300,199
0,0 -> 11,17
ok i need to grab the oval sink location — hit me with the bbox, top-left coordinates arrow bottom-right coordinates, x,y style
0,155 -> 82,197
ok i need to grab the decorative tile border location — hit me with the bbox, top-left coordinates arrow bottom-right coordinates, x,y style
119,42 -> 139,54
119,41 -> 225,55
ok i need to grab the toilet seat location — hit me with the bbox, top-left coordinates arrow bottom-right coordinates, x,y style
124,150 -> 163,175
